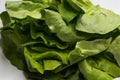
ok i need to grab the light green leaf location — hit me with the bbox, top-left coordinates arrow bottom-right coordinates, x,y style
24,47 -> 44,74
45,9 -> 87,42
69,38 -> 112,64
67,0 -> 93,12
44,60 -> 62,70
76,38 -> 112,56
88,56 -> 120,77
57,23 -> 87,42
45,9 -> 66,33
31,51 -> 69,64
6,1 -> 47,19
78,59 -> 113,80
108,35 -> 120,66
76,6 -> 120,34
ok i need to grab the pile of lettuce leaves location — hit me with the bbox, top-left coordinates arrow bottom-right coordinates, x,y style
1,0 -> 120,80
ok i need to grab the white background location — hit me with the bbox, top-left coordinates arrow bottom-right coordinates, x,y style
0,0 -> 120,80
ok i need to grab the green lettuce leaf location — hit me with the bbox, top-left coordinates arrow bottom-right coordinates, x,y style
1,30 -> 26,70
45,9 -> 88,42
58,0 -> 78,23
78,59 -> 113,80
67,0 -> 93,12
31,50 -> 69,64
6,1 -> 47,19
1,0 -> 120,79
108,35 -> 120,66
76,6 -> 120,34
69,38 -> 112,64
24,47 -> 44,74
88,56 -> 120,77
0,11 -> 10,26
43,60 -> 62,70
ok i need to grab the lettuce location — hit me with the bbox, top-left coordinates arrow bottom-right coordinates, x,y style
1,0 -> 120,80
